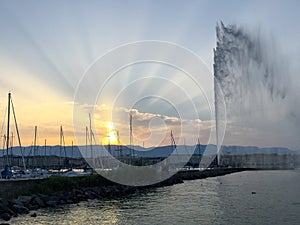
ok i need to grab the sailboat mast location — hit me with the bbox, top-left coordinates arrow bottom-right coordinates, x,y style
129,113 -> 133,161
11,95 -> 26,170
89,113 -> 92,144
34,126 -> 38,168
71,140 -> 73,158
198,138 -> 201,168
89,113 -> 94,165
44,139 -> 46,168
59,125 -> 67,168
85,126 -> 88,157
171,130 -> 176,148
6,93 -> 11,166
59,125 -> 62,167
117,130 -> 121,158
61,126 -> 67,167
170,130 -> 178,169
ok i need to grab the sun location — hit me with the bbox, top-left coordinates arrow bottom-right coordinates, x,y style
106,122 -> 117,144
108,131 -> 117,144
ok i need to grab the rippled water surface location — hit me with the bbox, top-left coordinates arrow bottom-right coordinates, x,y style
11,170 -> 300,225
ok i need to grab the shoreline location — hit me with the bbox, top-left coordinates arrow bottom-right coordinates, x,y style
0,168 -> 249,222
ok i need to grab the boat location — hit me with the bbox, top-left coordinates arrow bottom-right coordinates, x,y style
0,93 -> 51,180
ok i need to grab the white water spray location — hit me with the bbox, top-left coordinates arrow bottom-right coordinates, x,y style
214,22 -> 299,152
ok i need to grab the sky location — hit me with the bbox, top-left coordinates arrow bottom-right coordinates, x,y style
0,0 -> 299,149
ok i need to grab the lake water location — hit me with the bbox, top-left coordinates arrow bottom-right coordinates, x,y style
11,170 -> 300,225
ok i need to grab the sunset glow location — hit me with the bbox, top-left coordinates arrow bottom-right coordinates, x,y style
0,1 -> 299,149
107,122 -> 117,144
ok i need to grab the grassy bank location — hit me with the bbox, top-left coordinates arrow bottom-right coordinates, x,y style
20,174 -> 114,196
1,168 -> 248,199
0,168 -> 248,222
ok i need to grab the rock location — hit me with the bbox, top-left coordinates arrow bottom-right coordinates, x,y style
36,194 -> 48,199
73,189 -> 84,196
58,192 -> 73,204
11,204 -> 29,214
0,204 -> 6,213
84,190 -> 96,199
0,202 -> 16,218
30,212 -> 37,217
17,196 -> 33,206
71,198 -> 79,204
27,204 -> 39,210
8,199 -> 22,207
47,196 -> 59,202
5,207 -> 17,217
45,200 -> 57,207
32,196 -> 46,208
0,199 -> 8,208
74,194 -> 82,200
66,199 -> 74,204
0,212 -> 11,221
58,199 -> 66,205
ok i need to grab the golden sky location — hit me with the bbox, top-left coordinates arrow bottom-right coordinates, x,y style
0,93 -> 211,148
1,1 -> 299,150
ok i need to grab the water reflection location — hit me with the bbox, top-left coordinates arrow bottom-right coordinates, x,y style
11,180 -> 222,225
10,171 -> 300,225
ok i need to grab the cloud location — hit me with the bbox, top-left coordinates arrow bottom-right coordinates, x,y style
76,105 -> 212,147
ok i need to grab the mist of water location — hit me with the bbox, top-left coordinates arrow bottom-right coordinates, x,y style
214,22 -> 300,150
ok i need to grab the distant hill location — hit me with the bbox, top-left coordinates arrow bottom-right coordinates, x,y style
1,144 -> 298,159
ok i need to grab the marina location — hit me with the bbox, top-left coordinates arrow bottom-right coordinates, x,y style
1,1 -> 299,224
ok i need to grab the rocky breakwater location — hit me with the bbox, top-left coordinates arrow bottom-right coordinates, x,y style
0,174 -> 184,222
0,185 -> 134,222
0,168 -> 246,222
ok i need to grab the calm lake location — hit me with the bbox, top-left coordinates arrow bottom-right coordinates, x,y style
11,170 -> 300,225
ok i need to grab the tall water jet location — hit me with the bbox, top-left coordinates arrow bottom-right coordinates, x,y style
214,22 -> 298,159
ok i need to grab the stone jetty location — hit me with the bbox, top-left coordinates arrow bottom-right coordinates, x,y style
0,168 -> 246,222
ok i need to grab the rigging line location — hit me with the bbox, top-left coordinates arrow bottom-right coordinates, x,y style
183,138 -> 191,168
89,113 -> 93,161
33,126 -> 38,168
61,127 -> 67,158
0,106 -> 7,138
0,107 -> 7,160
197,137 -> 202,168
85,126 -> 89,145
171,130 -> 180,168
86,126 -> 89,158
6,93 -> 11,166
11,97 -> 26,170
92,131 -> 103,169
90,128 -> 95,165
2,135 -> 6,168
129,113 -> 133,161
